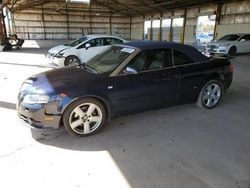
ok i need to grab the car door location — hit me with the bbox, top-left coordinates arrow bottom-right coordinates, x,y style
239,35 -> 250,53
111,49 -> 179,116
173,49 -> 205,104
236,35 -> 247,53
77,38 -> 107,63
246,35 -> 250,53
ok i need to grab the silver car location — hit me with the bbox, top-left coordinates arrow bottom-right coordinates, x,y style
47,35 -> 127,67
206,33 -> 250,56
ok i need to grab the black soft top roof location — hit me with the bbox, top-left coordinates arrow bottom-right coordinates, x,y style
123,41 -> 209,63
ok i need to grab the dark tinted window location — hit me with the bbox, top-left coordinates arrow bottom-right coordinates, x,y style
218,34 -> 241,41
67,37 -> 89,47
105,38 -> 123,45
240,35 -> 250,41
88,38 -> 104,47
173,50 -> 194,66
247,35 -> 250,40
126,49 -> 173,72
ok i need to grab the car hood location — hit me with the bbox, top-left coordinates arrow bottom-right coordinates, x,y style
24,66 -> 104,95
48,44 -> 71,54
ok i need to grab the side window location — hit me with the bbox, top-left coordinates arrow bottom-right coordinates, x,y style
240,35 -> 247,41
112,38 -> 123,44
147,50 -> 166,70
78,43 -> 86,49
104,38 -> 123,45
88,38 -> 104,47
173,50 -> 194,66
123,49 -> 173,74
246,35 -> 250,41
128,52 -> 147,72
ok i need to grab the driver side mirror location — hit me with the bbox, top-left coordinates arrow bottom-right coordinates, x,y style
123,65 -> 138,75
240,38 -> 246,42
85,43 -> 91,50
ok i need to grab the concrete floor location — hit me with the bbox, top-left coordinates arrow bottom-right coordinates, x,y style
0,40 -> 250,188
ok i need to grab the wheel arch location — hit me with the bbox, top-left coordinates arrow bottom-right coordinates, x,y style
228,46 -> 237,55
199,72 -> 224,93
59,95 -> 112,127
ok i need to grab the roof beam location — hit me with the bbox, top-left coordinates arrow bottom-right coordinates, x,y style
11,0 -> 51,12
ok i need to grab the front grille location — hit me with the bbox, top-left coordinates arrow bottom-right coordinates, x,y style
207,45 -> 218,49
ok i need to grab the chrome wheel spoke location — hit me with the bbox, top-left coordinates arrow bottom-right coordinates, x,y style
206,85 -> 213,93
83,122 -> 90,134
206,97 -> 212,106
71,119 -> 83,129
203,93 -> 210,100
86,104 -> 96,116
73,106 -> 85,118
212,94 -> 219,102
89,116 -> 102,123
212,85 -> 219,95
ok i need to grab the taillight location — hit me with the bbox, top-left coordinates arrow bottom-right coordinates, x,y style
229,63 -> 234,73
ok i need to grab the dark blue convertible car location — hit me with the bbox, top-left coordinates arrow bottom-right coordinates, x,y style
17,41 -> 233,136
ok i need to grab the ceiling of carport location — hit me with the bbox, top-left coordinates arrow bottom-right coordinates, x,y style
3,0 -> 238,16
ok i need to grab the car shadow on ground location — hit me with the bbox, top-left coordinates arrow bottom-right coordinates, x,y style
30,104 -> 199,151
29,87 -> 250,188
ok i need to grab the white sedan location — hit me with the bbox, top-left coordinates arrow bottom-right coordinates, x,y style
47,35 -> 127,67
206,33 -> 250,56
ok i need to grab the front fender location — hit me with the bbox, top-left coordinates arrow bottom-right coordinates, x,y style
58,94 -> 113,121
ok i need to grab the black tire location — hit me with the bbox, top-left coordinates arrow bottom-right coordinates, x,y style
64,56 -> 80,66
196,80 -> 224,109
63,98 -> 106,137
228,46 -> 237,57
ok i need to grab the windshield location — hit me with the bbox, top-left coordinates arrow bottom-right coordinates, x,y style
218,34 -> 241,41
85,46 -> 135,75
66,37 -> 89,47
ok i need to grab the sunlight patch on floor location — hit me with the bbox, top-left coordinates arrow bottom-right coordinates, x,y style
22,40 -> 40,48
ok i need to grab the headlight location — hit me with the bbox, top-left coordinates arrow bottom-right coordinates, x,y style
219,44 -> 230,47
23,94 -> 49,104
55,52 -> 64,58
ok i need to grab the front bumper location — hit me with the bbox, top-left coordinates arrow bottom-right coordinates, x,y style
17,101 -> 61,129
206,46 -> 229,55
47,55 -> 65,67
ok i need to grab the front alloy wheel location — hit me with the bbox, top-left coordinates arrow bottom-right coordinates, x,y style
63,98 -> 106,136
65,56 -> 80,66
197,80 -> 223,109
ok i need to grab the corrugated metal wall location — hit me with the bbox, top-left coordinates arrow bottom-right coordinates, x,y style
12,1 -> 250,41
216,1 -> 250,39
131,16 -> 143,40
13,2 -> 131,40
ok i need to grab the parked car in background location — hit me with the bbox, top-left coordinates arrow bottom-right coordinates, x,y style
47,35 -> 127,67
196,33 -> 213,44
18,41 -> 233,137
206,33 -> 250,56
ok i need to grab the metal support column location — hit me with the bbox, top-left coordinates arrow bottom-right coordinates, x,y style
214,3 -> 222,40
66,3 -> 69,39
41,5 -> 46,39
181,9 -> 187,44
109,11 -> 112,35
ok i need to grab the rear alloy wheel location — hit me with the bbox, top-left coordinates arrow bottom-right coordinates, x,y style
228,46 -> 237,57
65,56 -> 80,66
63,98 -> 106,136
197,80 -> 223,109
